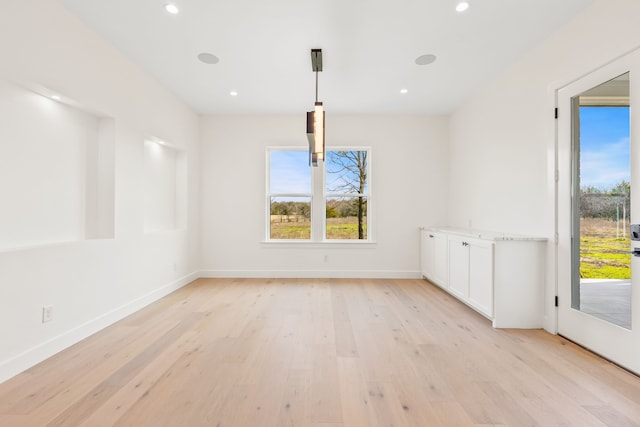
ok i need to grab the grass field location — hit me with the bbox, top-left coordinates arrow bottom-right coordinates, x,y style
580,217 -> 631,279
270,220 -> 311,239
270,217 -> 367,240
326,217 -> 367,239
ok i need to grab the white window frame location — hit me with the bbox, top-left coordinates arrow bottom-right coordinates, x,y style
265,146 -> 373,243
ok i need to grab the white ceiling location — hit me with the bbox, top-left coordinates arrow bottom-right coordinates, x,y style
57,0 -> 594,115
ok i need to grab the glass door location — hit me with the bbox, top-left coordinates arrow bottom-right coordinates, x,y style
571,73 -> 631,329
557,51 -> 640,375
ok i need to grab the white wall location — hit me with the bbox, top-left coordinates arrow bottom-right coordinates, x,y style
0,0 -> 201,382
201,115 -> 449,277
448,0 -> 640,331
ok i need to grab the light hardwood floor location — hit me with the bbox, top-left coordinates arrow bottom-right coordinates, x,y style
1,278 -> 640,426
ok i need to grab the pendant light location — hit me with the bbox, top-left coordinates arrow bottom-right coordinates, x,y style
306,49 -> 325,167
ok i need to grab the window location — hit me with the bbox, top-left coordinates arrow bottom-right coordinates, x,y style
325,150 -> 369,240
267,149 -> 312,240
266,147 -> 371,242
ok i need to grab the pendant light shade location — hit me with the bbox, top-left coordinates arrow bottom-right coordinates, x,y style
307,102 -> 325,166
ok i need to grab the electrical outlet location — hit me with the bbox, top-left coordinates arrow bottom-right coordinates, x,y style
42,306 -> 53,323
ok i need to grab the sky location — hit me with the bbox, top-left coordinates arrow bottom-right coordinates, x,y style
269,149 -> 367,195
269,150 -> 311,194
580,106 -> 630,190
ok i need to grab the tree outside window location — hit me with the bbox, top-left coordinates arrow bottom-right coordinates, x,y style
325,150 -> 369,240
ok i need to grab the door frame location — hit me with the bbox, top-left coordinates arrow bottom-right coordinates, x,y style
555,50 -> 639,374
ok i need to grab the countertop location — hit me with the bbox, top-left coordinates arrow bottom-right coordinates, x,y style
420,226 -> 548,242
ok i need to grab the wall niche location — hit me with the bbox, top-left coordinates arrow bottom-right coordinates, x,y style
143,138 -> 186,233
0,80 -> 114,250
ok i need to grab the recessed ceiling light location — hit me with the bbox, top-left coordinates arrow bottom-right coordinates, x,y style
197,52 -> 219,64
164,3 -> 179,14
456,2 -> 469,12
400,89 -> 408,94
230,91 -> 238,97
51,95 -> 61,100
415,54 -> 437,66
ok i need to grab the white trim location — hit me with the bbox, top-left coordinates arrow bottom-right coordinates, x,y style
554,51 -> 640,375
266,146 -> 373,242
546,84 -> 560,335
547,43 -> 640,335
551,44 -> 640,94
199,269 -> 421,279
0,271 -> 198,384
261,240 -> 377,247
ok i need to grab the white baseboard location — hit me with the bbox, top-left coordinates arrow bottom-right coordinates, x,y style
1,269 -> 423,384
0,271 -> 198,384
199,269 -> 422,279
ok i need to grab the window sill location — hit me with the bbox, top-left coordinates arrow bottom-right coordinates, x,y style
261,240 -> 377,248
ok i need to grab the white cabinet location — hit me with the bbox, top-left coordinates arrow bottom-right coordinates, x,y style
467,239 -> 493,317
433,233 -> 448,288
448,235 -> 470,299
420,227 -> 546,328
420,230 -> 448,289
447,235 -> 494,317
492,240 -> 546,328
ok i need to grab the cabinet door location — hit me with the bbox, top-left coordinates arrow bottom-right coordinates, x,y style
420,230 -> 435,278
433,233 -> 448,288
468,240 -> 494,317
448,236 -> 469,299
